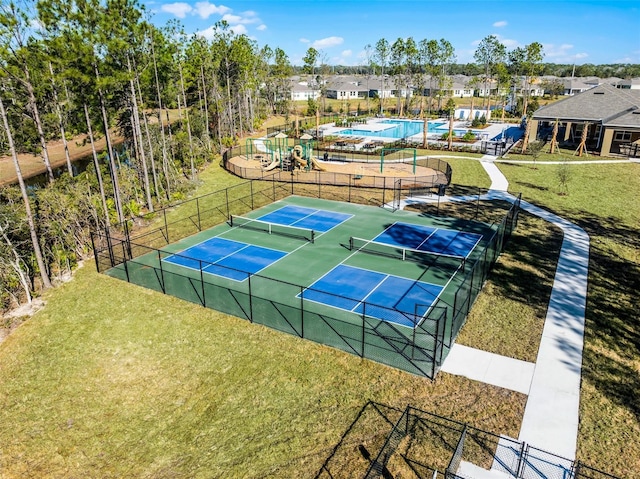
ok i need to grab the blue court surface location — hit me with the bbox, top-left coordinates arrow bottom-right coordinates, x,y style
256,205 -> 352,233
301,264 -> 443,328
375,222 -> 481,258
163,237 -> 287,281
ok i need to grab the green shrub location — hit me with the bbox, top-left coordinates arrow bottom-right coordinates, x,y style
462,131 -> 476,142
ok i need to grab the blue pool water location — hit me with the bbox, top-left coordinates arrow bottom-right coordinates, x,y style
337,119 -> 475,140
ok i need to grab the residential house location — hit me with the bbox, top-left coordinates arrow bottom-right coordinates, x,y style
366,75 -> 396,100
612,77 -> 640,90
325,76 -> 370,100
528,83 -> 640,157
290,78 -> 321,101
559,77 -> 595,96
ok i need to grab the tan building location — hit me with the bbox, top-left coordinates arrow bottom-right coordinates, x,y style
528,83 -> 640,157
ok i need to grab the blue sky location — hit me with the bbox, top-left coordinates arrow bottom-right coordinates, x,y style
144,0 -> 640,66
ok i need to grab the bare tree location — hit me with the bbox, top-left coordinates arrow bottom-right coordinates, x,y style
0,92 -> 52,289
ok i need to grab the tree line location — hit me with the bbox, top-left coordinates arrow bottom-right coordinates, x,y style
300,35 -> 544,121
0,0 -> 296,311
305,62 -> 640,80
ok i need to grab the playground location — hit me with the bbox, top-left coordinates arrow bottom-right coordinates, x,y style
227,137 -> 450,187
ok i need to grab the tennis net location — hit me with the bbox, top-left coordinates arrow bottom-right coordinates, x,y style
349,236 -> 466,270
229,215 -> 315,243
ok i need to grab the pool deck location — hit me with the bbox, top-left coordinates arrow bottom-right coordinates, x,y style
320,118 -> 517,150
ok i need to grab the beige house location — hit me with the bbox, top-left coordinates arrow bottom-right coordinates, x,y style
528,83 -> 640,157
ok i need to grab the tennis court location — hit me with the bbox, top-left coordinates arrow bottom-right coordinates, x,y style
164,205 -> 352,281
302,264 -> 443,328
302,222 -> 482,328
372,222 -> 482,260
164,237 -> 287,281
100,194 -> 506,378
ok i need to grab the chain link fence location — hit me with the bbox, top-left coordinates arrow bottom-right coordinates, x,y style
317,402 -> 621,479
92,173 -> 519,379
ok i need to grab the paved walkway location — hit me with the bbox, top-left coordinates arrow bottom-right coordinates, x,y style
397,154 -> 589,460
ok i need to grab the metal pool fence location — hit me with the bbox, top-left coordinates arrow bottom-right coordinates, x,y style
92,176 -> 519,379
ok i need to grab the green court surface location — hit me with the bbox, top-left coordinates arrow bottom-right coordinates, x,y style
106,196 -> 499,378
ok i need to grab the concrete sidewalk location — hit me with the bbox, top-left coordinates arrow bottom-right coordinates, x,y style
398,155 -> 589,460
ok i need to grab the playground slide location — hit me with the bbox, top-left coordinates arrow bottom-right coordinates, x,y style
263,152 -> 280,171
292,145 -> 307,168
253,138 -> 268,152
309,157 -> 326,171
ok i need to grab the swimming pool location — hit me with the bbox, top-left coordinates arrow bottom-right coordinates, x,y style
337,119 -> 476,140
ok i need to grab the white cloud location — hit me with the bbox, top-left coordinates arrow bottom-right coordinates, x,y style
541,43 -> 592,62
471,34 -> 519,50
500,37 -> 519,49
300,38 -> 310,43
257,24 -> 267,31
311,36 -> 344,49
194,2 -> 230,19
493,20 -> 507,27
161,2 -> 192,18
222,11 -> 260,25
195,21 -> 248,37
196,25 -> 217,40
222,14 -> 242,23
229,24 -> 247,35
331,50 -> 354,65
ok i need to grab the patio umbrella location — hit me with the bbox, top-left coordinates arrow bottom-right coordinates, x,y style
549,119 -> 559,154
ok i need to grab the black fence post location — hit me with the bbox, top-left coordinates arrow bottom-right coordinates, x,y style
225,188 -> 230,219
196,197 -> 202,231
105,227 -> 115,267
361,305 -> 366,358
300,286 -> 305,338
382,176 -> 386,206
123,220 -> 132,260
200,261 -> 206,308
272,175 -> 276,201
516,442 -> 528,478
157,250 -> 166,294
163,209 -> 169,244
248,273 -> 253,322
432,317 -> 439,378
90,232 -> 101,273
123,251 -> 130,282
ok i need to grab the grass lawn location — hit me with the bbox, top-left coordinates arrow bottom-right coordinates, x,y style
0,150 -> 638,477
0,265 -> 526,478
495,161 -> 640,476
